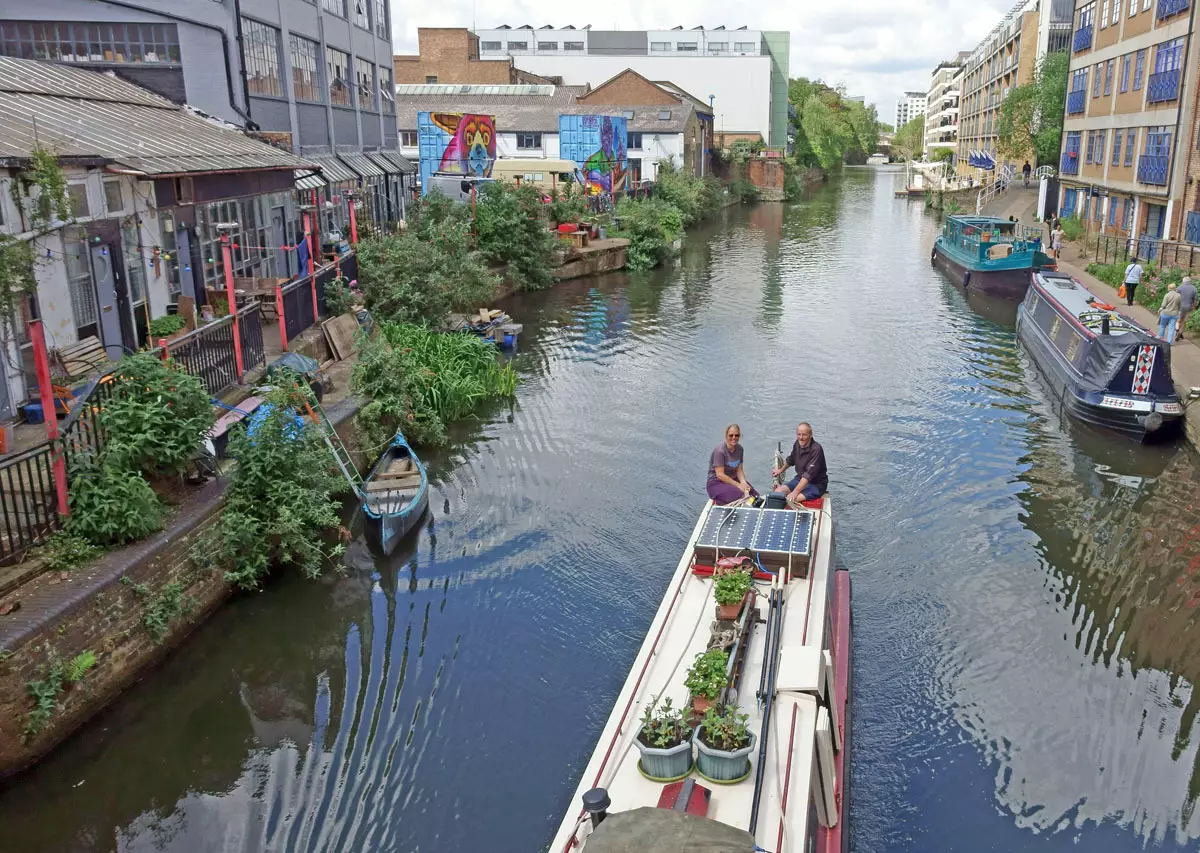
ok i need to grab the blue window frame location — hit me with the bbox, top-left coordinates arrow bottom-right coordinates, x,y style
1125,128 -> 1137,166
1134,49 -> 1146,89
1093,61 -> 1103,96
1062,131 -> 1082,174
1108,198 -> 1118,226
1154,38 -> 1184,73
1123,198 -> 1134,232
1120,54 -> 1131,92
1112,128 -> 1122,165
1062,187 -> 1078,215
1104,59 -> 1114,95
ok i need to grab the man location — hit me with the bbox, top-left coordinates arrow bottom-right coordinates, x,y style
1123,259 -> 1145,307
1178,276 -> 1197,340
1022,161 -> 1032,187
772,422 -> 828,504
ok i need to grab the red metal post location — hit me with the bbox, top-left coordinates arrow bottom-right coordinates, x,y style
275,283 -> 288,352
220,233 -> 245,379
303,209 -> 319,323
348,192 -> 359,246
158,338 -> 169,363
28,319 -> 69,518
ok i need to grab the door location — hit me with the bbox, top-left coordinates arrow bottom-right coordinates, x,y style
271,207 -> 289,278
90,245 -> 124,359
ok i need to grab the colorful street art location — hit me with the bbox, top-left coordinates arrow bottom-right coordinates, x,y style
559,115 -> 628,195
417,112 -> 497,194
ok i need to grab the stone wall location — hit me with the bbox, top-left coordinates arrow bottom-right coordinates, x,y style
746,159 -> 787,202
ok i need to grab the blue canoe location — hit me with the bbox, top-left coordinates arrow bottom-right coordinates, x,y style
361,432 -> 429,555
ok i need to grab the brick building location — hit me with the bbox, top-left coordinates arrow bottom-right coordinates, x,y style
393,28 -> 553,85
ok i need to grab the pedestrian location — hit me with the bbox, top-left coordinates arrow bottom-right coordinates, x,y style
1158,282 -> 1183,343
1022,160 -> 1032,187
1122,259 -> 1145,306
1177,275 -> 1196,340
1050,223 -> 1065,260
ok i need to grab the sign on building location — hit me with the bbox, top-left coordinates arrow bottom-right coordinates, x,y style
417,112 -> 497,194
559,115 -> 628,194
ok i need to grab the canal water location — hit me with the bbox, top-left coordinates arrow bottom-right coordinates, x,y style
4,168 -> 1200,852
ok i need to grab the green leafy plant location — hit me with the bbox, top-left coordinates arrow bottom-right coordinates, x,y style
63,650 -> 97,683
638,695 -> 692,749
698,704 -> 752,751
474,182 -> 557,291
147,314 -> 187,338
713,568 -> 753,606
122,577 -> 193,643
324,275 -> 359,316
1060,215 -> 1085,242
547,185 -> 588,227
39,532 -> 102,572
684,649 -> 730,701
65,461 -> 162,546
613,197 -> 685,271
728,179 -> 760,204
24,665 -> 65,741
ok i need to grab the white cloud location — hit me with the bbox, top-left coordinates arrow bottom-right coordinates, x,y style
388,0 -> 1016,121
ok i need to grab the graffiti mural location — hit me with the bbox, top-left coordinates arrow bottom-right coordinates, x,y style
559,115 -> 628,194
417,112 -> 497,194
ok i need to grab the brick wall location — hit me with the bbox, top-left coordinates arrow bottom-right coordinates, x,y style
394,28 -> 515,85
578,71 -> 675,106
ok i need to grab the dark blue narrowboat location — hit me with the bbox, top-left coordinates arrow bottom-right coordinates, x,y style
932,215 -> 1055,298
1016,270 -> 1184,442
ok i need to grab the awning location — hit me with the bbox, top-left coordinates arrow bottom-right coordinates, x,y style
311,154 -> 358,184
368,150 -> 417,175
294,169 -> 327,190
338,151 -> 386,178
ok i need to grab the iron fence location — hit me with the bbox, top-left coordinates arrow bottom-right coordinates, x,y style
282,276 -> 317,341
238,303 -> 265,375
0,443 -> 61,564
1094,233 -> 1200,271
167,315 -> 239,396
58,370 -> 119,470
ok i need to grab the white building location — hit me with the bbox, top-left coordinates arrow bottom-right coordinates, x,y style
470,26 -> 790,148
924,55 -> 968,155
895,91 -> 927,129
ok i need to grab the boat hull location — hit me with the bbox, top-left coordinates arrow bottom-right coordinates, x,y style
365,490 -> 429,555
932,242 -> 1036,298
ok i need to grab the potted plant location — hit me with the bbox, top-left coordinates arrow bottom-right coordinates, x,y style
713,568 -> 753,620
147,314 -> 188,343
694,704 -> 756,783
635,696 -> 694,782
684,648 -> 729,714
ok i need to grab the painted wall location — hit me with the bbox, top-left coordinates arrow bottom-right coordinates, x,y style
495,133 -> 563,160
559,115 -> 628,193
417,112 -> 498,192
511,54 -> 772,139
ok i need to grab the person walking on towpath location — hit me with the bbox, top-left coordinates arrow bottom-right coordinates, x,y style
1122,259 -> 1145,307
1050,224 -> 1065,261
1177,276 -> 1197,340
1022,161 -> 1032,187
1158,283 -> 1183,344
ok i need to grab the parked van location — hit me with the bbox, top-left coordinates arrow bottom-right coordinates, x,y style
424,173 -> 494,202
490,159 -> 582,192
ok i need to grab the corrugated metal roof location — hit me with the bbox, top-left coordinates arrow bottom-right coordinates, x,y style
338,152 -> 385,178
0,57 -> 313,175
366,150 -> 417,175
310,154 -> 358,184
295,169 -> 327,190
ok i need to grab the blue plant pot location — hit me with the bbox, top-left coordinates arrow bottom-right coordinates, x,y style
636,737 -> 694,782
694,729 -> 756,784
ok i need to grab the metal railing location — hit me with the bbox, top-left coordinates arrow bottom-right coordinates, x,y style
166,314 -> 239,397
1147,69 -> 1181,104
1137,153 -> 1169,185
280,251 -> 358,341
238,303 -> 265,376
1157,0 -> 1190,19
1060,151 -> 1080,175
1066,88 -> 1086,114
975,163 -> 1016,214
0,443 -> 61,564
1094,232 -> 1200,270
1073,24 -> 1093,52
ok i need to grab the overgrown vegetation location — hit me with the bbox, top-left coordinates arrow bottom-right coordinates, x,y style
1060,215 -> 1086,243
788,78 -> 882,169
997,51 -> 1069,166
473,182 -> 557,291
892,115 -> 925,162
66,459 -> 163,546
121,576 -> 193,642
201,382 -> 346,591
23,649 -> 97,741
353,323 -> 518,449
39,531 -> 102,572
1086,260 -> 1200,332
610,162 -> 726,271
147,314 -> 187,338
324,275 -> 360,316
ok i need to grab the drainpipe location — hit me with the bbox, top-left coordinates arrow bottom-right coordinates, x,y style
95,0 -> 257,129
1175,1 -> 1200,235
232,0 -> 253,124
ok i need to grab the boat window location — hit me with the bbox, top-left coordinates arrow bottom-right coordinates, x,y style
1066,334 -> 1081,364
806,783 -> 822,850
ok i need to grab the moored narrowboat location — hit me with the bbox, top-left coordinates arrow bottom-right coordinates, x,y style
932,215 -> 1055,298
1016,270 -> 1183,442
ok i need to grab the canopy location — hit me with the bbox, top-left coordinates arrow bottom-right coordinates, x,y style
1079,332 -> 1173,395
584,808 -> 756,853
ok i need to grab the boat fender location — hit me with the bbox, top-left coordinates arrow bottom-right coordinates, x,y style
963,270 -> 971,288
931,247 -> 938,266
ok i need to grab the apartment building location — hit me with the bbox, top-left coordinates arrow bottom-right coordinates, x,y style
925,57 -> 968,154
462,25 -> 790,148
1057,0 -> 1200,247
895,91 -> 927,129
955,0 -> 1074,177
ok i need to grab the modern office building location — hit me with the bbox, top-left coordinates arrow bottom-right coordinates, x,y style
955,0 -> 1073,176
1056,0 -> 1200,247
895,91 -> 927,129
455,26 -> 790,148
925,54 -> 969,156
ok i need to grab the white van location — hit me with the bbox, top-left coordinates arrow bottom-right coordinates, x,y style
424,174 -> 494,202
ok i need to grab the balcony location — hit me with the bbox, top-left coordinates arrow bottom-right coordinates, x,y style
1066,88 -> 1086,114
1073,24 -> 1092,53
1137,153 -> 1169,185
1147,69 -> 1181,104
1157,0 -> 1190,19
1060,151 -> 1080,175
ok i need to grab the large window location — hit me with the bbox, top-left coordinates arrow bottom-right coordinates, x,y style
481,41 -> 502,50
1146,126 -> 1172,157
1093,61 -> 1102,96
1120,54 -> 1130,92
290,34 -> 323,102
709,42 -> 728,52
650,41 -> 670,51
1154,37 -> 1185,73
537,41 -> 558,51
1134,49 -> 1146,89
627,132 -> 643,149
321,0 -> 345,16
735,41 -> 757,52
373,0 -> 388,38
352,0 -> 369,29
507,41 -> 528,51
1104,58 -> 1114,95
0,21 -> 180,64
400,130 -> 418,147
1112,127 -> 1122,165
676,42 -> 698,52
380,66 -> 394,113
356,58 -> 376,110
1125,128 -> 1136,166
62,227 -> 98,335
241,18 -> 283,98
198,193 -> 292,288
516,132 -> 542,149
326,46 -> 351,106
564,41 -> 584,51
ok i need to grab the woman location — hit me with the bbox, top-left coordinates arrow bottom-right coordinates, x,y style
707,424 -> 757,505
1158,282 -> 1182,343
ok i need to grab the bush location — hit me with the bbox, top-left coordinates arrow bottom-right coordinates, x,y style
613,197 -> 685,271
548,185 -> 588,227
65,461 -> 162,546
474,182 -> 557,291
39,532 -> 101,572
729,180 -> 760,204
324,276 -> 359,316
1060,215 -> 1085,242
147,314 -> 186,338
654,160 -> 720,226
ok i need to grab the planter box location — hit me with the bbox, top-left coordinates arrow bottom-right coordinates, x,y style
636,737 -> 693,782
695,730 -> 756,784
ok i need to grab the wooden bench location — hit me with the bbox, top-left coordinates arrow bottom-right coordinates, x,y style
54,336 -> 112,380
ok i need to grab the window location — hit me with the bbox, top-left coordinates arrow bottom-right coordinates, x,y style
400,131 -> 418,147
353,0 -> 368,29
1144,0 -> 1152,8
321,0 -> 345,16
159,211 -> 182,296
708,42 -> 728,52
426,75 -> 437,83
676,42 -> 698,51
622,109 -> 634,119
198,193 -> 292,288
537,41 -> 558,51
1124,198 -> 1134,230
481,41 -> 502,50
1093,62 -> 1102,96
1079,3 -> 1096,28
658,109 -> 672,120
1134,49 -> 1145,89
1104,59 -> 1114,95
121,218 -> 145,307
62,227 -> 98,333
1125,128 -> 1136,166
1095,129 -> 1107,163
1146,125 -> 1172,157
356,58 -> 375,109
507,41 -> 528,51
1101,0 -> 1109,26
627,132 -> 643,149
735,41 -> 757,51
103,180 -> 123,214
326,46 -> 351,106
1130,0 -> 1138,14
564,41 -> 584,50
1112,0 -> 1121,24
650,41 -> 670,51
516,132 -> 542,149
290,35 -> 322,102
1154,37 -> 1185,73
1072,67 -> 1088,91
67,184 -> 89,218
0,20 -> 181,64
1112,128 -> 1122,165
1109,198 -> 1118,226
373,0 -> 388,38
379,66 -> 394,113
1120,54 -> 1130,92
241,18 -> 283,98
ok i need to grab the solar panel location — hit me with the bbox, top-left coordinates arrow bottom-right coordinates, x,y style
693,505 -> 816,574
750,509 -> 797,553
696,505 -> 759,552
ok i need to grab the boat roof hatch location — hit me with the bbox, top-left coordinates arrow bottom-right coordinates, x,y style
1034,271 -> 1140,334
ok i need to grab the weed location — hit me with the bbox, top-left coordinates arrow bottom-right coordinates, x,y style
122,577 -> 193,643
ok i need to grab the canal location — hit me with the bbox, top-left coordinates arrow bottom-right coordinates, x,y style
3,167 -> 1200,851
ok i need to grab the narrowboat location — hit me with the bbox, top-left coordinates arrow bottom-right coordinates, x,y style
361,432 -> 429,555
932,215 -> 1055,298
550,496 -> 851,853
1016,270 -> 1184,442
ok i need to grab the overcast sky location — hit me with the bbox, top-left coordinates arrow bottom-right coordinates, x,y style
389,0 -> 1014,124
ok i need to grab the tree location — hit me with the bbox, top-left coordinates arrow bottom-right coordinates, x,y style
786,77 -> 880,168
801,95 -> 853,170
931,147 -> 955,163
893,115 -> 925,161
996,51 -> 1069,166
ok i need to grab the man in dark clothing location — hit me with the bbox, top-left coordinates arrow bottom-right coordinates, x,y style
1022,161 -> 1032,187
772,422 -> 828,503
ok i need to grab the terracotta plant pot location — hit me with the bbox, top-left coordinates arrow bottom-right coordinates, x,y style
692,695 -> 714,714
716,591 -> 750,621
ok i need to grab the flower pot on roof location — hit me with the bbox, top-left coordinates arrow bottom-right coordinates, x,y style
684,648 -> 729,715
713,566 -> 753,621
635,696 -> 694,782
694,704 -> 756,784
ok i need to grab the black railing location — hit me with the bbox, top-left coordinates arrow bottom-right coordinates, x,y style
282,276 -> 317,342
1094,233 -> 1200,270
0,443 -> 61,564
238,303 -> 265,375
1073,24 -> 1093,52
168,315 -> 239,397
59,370 -> 119,470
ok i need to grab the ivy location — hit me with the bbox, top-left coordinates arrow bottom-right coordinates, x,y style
121,577 -> 193,643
